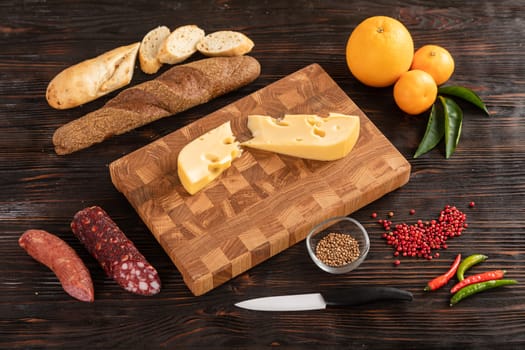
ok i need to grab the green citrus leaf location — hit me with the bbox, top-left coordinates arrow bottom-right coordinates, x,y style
440,96 -> 463,159
438,85 -> 489,115
414,103 -> 445,158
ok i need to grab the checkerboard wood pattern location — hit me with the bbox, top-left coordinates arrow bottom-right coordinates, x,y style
109,63 -> 411,296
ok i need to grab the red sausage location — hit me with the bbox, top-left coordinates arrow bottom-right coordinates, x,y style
19,229 -> 94,302
71,206 -> 161,296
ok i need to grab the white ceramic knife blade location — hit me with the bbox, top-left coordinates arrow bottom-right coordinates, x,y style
235,293 -> 327,311
235,287 -> 413,311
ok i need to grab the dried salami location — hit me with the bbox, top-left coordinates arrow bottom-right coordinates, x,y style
19,229 -> 94,302
71,206 -> 161,296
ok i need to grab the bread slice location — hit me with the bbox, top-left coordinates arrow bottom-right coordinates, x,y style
157,25 -> 205,65
139,26 -> 170,74
197,31 -> 254,57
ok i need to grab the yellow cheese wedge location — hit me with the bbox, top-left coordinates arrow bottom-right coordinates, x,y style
177,121 -> 241,195
241,113 -> 360,161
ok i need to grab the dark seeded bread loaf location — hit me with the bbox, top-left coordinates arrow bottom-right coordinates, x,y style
52,56 -> 261,155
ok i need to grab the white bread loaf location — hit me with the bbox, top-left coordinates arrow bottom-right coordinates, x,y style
197,31 -> 254,57
157,25 -> 205,65
139,26 -> 170,74
46,42 -> 140,110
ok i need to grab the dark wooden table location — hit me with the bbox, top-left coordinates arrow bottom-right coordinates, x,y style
2,1 -> 524,348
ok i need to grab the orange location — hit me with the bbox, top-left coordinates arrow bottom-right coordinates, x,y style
411,44 -> 455,85
393,70 -> 438,115
346,16 -> 414,87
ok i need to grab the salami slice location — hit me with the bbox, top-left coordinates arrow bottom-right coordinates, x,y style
71,206 -> 161,296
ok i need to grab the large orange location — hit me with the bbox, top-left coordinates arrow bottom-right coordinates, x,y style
393,70 -> 437,115
411,44 -> 455,85
346,16 -> 414,87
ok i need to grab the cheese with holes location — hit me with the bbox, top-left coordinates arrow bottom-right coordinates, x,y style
241,113 -> 360,161
178,121 -> 241,195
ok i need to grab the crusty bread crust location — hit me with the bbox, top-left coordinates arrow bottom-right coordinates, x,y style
139,26 -> 170,74
46,42 -> 140,110
52,56 -> 261,155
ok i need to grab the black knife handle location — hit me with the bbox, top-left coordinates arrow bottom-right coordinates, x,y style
323,286 -> 413,307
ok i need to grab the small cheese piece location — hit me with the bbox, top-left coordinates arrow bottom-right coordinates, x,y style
177,121 -> 241,195
241,113 -> 360,161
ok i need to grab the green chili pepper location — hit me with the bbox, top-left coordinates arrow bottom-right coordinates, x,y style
450,279 -> 518,306
438,86 -> 489,115
413,104 -> 445,158
457,254 -> 488,281
441,96 -> 463,159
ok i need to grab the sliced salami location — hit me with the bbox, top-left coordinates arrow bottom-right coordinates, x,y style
71,206 -> 161,296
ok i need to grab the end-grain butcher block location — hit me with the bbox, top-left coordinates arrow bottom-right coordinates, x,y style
109,63 -> 411,296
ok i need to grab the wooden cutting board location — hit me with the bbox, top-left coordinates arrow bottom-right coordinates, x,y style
109,63 -> 411,296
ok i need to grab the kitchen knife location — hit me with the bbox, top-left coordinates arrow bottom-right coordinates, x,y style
235,286 -> 413,311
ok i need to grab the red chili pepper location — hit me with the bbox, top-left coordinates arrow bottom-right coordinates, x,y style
424,254 -> 461,291
450,269 -> 506,294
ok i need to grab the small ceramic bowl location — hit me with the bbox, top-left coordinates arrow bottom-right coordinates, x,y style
306,216 -> 370,274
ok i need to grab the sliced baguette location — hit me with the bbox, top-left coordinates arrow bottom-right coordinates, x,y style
46,42 -> 140,110
197,30 -> 254,57
52,56 -> 261,155
157,25 -> 205,65
139,26 -> 170,74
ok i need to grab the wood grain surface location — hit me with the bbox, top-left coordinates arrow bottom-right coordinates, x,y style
110,63 -> 410,295
1,0 -> 524,349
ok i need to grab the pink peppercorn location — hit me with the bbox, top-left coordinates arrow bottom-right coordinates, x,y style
409,209 -> 416,215
469,201 -> 475,208
371,212 -> 378,219
380,204 -> 467,261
